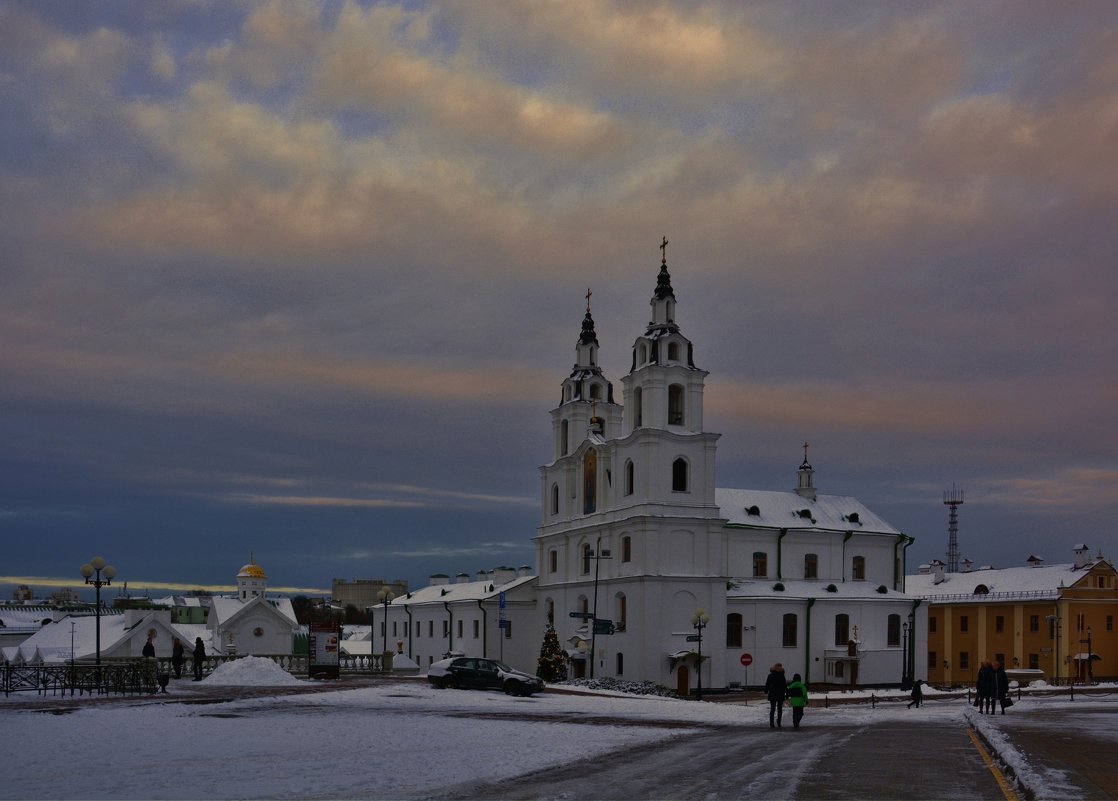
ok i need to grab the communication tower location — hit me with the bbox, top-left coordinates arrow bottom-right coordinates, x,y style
944,486 -> 965,573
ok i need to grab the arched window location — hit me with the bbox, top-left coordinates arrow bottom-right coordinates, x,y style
550,484 -> 559,515
726,613 -> 743,648
672,457 -> 688,492
560,420 -> 569,456
888,614 -> 901,647
835,614 -> 850,647
668,384 -> 684,425
834,660 -> 845,678
753,552 -> 768,577
633,387 -> 643,427
581,544 -> 592,575
548,549 -> 558,574
624,460 -> 634,496
667,341 -> 680,361
852,555 -> 866,581
637,343 -> 648,364
583,450 -> 597,514
616,593 -> 627,629
621,535 -> 631,563
783,613 -> 798,647
804,553 -> 818,579
589,383 -> 602,400
546,599 -> 554,624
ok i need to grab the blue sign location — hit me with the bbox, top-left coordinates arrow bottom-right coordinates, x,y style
498,619 -> 509,629
498,591 -> 506,609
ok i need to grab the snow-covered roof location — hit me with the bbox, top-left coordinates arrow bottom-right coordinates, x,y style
0,606 -> 55,629
905,561 -> 1100,600
716,488 -> 900,535
726,578 -> 906,600
209,596 -> 298,627
12,611 -> 218,663
394,575 -> 537,606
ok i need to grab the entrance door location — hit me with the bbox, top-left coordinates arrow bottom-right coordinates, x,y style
676,665 -> 689,696
572,658 -> 586,679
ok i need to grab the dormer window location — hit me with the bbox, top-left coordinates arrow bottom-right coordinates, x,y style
746,505 -> 760,516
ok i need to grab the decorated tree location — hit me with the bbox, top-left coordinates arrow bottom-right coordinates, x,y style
536,623 -> 568,682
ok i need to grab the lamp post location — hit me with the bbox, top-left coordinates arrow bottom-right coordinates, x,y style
901,622 -> 910,691
79,556 -> 116,683
588,537 -> 611,679
377,588 -> 394,670
690,609 -> 710,701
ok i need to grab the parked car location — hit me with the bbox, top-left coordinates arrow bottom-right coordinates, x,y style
427,657 -> 544,696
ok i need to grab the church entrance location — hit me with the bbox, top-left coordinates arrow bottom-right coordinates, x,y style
571,658 -> 586,679
676,665 -> 689,696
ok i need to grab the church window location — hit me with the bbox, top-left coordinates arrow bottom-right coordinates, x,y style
590,383 -> 602,400
672,458 -> 688,492
616,653 -> 624,675
804,553 -> 818,579
589,345 -> 596,366
634,387 -> 643,427
835,614 -> 849,647
616,594 -> 627,629
550,484 -> 559,515
560,421 -> 569,456
583,450 -> 597,513
852,555 -> 866,581
753,552 -> 767,578
638,343 -> 648,364
668,341 -> 680,361
549,549 -> 558,573
624,460 -> 634,496
887,614 -> 901,647
582,544 -> 592,575
621,536 -> 631,563
726,613 -> 743,648
783,613 -> 798,647
579,596 -> 589,614
668,384 -> 684,425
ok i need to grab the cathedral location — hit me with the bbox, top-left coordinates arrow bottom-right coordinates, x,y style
385,244 -> 927,692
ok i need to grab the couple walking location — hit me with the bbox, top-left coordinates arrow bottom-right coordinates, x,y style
765,663 -> 808,728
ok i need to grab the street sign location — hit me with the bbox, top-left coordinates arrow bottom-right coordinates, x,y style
740,653 -> 753,667
499,592 -> 506,609
593,620 -> 615,635
685,634 -> 701,642
498,619 -> 509,629
569,612 -> 594,619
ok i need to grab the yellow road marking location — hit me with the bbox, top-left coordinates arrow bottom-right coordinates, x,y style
968,725 -> 1021,801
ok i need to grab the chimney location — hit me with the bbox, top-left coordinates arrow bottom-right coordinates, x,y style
492,566 -> 516,585
428,574 -> 450,587
455,573 -> 471,584
1073,544 -> 1091,570
517,565 -> 533,578
931,560 -> 945,585
476,570 -> 490,583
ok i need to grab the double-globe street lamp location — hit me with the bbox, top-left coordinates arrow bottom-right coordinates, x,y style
79,556 -> 116,682
377,588 -> 395,671
690,609 -> 710,701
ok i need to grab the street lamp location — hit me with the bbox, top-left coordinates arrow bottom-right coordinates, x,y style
690,609 -> 710,701
901,622 -> 911,691
79,556 -> 116,682
377,588 -> 395,669
588,538 -> 611,679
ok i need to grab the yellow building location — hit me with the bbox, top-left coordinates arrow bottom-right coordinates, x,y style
906,545 -> 1116,687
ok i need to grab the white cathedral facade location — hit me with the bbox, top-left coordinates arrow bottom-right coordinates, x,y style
386,248 -> 927,692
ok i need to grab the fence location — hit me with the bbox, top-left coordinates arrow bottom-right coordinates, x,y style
3,652 -> 397,697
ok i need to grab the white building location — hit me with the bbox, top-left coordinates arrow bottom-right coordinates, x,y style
385,249 -> 926,690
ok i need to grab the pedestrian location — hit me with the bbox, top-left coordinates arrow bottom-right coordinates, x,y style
907,678 -> 923,709
142,636 -> 155,658
979,660 -> 998,714
193,637 -> 206,681
993,661 -> 1010,715
975,661 -> 990,713
765,663 -> 788,729
171,637 -> 185,679
787,673 -> 808,728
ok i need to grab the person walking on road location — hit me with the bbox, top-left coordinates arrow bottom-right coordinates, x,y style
787,673 -> 808,728
192,637 -> 206,681
765,663 -> 788,729
171,637 -> 185,679
907,678 -> 924,709
975,661 -> 992,713
993,661 -> 1010,714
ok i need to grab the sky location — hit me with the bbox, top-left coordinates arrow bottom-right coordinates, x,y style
1,1 -> 1116,601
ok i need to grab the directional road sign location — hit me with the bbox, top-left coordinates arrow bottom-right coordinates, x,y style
569,612 -> 595,619
685,634 -> 701,642
593,620 -> 616,635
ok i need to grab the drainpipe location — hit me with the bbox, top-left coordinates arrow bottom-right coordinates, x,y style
475,599 -> 488,658
842,531 -> 854,581
777,529 -> 788,579
443,601 -> 454,655
895,534 -> 914,591
805,598 -> 816,681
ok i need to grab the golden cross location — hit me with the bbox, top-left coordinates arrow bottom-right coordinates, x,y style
585,287 -> 592,313
660,236 -> 669,265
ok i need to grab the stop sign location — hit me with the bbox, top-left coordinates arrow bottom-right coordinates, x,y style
740,653 -> 753,667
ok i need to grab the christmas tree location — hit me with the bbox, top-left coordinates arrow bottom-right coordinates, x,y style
536,623 -> 568,682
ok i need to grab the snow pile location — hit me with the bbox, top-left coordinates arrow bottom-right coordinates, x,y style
201,656 -> 304,686
558,677 -> 681,698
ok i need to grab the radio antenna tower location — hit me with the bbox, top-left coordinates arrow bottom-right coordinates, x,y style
944,485 -> 965,573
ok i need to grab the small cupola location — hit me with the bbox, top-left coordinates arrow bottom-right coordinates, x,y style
235,555 -> 267,601
794,441 -> 817,501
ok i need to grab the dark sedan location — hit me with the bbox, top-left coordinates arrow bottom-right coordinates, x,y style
427,657 -> 545,696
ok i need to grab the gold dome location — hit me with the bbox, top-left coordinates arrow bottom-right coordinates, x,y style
237,562 -> 267,579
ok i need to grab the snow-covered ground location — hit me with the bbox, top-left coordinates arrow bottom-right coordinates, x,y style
2,660 -> 1115,800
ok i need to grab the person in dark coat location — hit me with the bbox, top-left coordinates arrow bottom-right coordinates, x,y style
975,661 -> 991,713
992,661 -> 1010,714
765,663 -> 788,728
907,678 -> 924,708
192,637 -> 206,681
171,637 -> 185,679
142,636 -> 155,658
980,661 -> 999,713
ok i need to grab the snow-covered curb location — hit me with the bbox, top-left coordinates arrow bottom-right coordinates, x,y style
966,707 -> 1078,801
